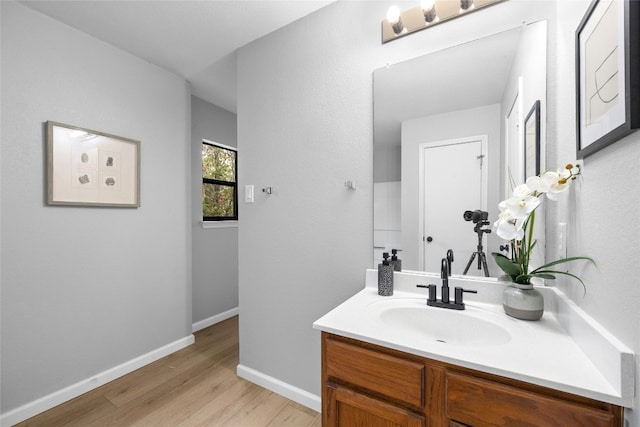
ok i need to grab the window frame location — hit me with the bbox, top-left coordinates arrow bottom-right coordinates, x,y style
202,140 -> 238,222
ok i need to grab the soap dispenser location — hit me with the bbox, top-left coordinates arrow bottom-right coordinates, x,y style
391,249 -> 402,272
378,252 -> 394,296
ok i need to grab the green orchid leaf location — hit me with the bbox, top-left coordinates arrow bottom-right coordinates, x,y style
515,274 -> 532,284
530,256 -> 595,273
533,269 -> 587,294
491,252 -> 520,277
491,252 -> 510,260
529,272 -> 556,280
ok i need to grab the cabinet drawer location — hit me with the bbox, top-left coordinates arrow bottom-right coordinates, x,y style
325,337 -> 424,408
446,372 -> 617,427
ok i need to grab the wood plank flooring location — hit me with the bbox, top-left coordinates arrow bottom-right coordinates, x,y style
17,316 -> 321,427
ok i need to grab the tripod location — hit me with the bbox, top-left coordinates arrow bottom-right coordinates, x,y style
462,221 -> 491,277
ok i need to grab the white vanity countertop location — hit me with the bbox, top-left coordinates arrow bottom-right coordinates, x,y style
313,270 -> 634,408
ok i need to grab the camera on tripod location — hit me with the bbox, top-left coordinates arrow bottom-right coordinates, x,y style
463,209 -> 488,224
462,209 -> 491,277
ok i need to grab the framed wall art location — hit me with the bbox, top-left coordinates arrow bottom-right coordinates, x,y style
576,0 -> 640,158
524,100 -> 541,178
47,121 -> 140,207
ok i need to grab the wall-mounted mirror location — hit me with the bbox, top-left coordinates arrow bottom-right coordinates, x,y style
373,21 -> 547,277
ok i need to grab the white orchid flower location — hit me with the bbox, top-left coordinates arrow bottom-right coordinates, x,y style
512,183 -> 533,198
525,175 -> 549,193
493,163 -> 588,290
494,209 -> 525,240
502,194 -> 541,219
494,202 -> 526,241
526,169 -> 571,200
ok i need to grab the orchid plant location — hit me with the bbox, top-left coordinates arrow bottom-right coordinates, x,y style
491,164 -> 594,288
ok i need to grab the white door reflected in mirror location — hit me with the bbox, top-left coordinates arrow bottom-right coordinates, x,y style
419,136 -> 487,275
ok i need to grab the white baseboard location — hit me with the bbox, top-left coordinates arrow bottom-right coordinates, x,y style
192,307 -> 239,333
1,335 -> 195,427
236,364 -> 321,413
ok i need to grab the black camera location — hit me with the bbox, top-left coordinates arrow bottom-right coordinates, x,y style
463,209 -> 488,223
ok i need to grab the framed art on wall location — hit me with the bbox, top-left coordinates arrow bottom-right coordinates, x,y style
47,121 -> 140,207
576,0 -> 640,158
524,100 -> 541,178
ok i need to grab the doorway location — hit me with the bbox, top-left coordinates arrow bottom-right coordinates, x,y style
419,136 -> 488,274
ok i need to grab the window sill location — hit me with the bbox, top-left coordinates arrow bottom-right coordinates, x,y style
201,221 -> 238,229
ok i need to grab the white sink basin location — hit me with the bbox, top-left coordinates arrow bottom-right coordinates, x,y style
368,298 -> 512,346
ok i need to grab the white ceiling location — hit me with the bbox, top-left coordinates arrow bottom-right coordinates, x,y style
20,0 -> 336,113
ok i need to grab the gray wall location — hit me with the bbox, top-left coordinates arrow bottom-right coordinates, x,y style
1,1 -> 191,413
191,96 -> 239,325
237,1 -> 640,423
237,1 -> 374,395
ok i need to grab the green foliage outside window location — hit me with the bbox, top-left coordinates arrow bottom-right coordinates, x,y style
202,144 -> 235,181
202,142 -> 237,220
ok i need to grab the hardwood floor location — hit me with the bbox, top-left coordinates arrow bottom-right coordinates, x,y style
17,317 -> 321,427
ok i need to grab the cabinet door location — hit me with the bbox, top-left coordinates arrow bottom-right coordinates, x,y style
324,384 -> 425,427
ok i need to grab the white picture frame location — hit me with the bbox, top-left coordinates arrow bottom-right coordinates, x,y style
47,121 -> 140,207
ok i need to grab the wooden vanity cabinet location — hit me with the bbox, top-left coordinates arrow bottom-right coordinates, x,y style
321,332 -> 623,427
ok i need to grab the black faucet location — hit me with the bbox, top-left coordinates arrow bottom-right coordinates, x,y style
416,257 -> 477,310
446,249 -> 454,277
440,258 -> 450,303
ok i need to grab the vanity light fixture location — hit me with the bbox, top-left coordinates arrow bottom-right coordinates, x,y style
382,0 -> 504,43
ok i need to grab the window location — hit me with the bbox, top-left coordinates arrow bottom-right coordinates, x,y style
202,141 -> 237,221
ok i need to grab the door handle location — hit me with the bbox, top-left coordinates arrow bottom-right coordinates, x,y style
425,236 -> 433,243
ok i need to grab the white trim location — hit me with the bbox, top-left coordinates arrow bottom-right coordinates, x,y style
201,220 -> 238,229
504,76 -> 524,197
236,364 -> 321,413
0,335 -> 195,427
202,138 -> 237,152
192,307 -> 239,333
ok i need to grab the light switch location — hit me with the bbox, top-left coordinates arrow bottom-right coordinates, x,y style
245,185 -> 254,203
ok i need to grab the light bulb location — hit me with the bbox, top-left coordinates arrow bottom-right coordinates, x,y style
421,0 -> 435,12
421,0 -> 437,22
386,5 -> 404,35
386,6 -> 401,24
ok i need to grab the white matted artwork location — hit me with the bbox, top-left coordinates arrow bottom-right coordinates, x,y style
576,0 -> 640,158
47,121 -> 140,207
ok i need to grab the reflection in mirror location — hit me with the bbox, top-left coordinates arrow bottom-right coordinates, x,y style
524,100 -> 541,178
373,21 -> 547,277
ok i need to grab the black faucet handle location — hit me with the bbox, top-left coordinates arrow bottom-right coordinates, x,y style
416,284 -> 437,303
454,287 -> 478,305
